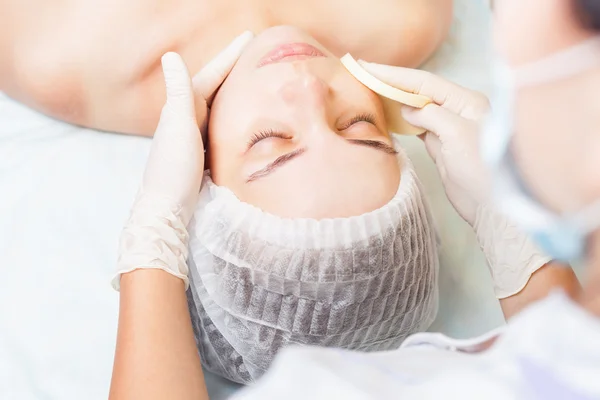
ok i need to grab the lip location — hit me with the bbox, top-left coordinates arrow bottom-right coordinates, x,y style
257,42 -> 326,67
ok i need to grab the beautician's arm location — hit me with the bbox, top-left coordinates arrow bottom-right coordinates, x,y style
356,63 -> 582,319
109,35 -> 252,400
110,270 -> 207,400
499,261 -> 581,319
108,52 -> 208,400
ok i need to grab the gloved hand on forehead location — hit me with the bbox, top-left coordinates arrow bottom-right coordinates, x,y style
358,61 -> 550,299
112,31 -> 254,290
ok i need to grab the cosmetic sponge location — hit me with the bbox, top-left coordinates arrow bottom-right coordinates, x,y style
341,53 -> 431,135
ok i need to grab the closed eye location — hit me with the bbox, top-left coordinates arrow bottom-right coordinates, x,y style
339,113 -> 377,130
247,129 -> 292,149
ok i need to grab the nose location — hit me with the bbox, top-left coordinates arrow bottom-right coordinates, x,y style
277,64 -> 331,108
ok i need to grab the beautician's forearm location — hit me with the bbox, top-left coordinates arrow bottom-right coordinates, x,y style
110,270 -> 208,400
499,262 -> 581,320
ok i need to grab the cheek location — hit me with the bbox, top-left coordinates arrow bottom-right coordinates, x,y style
208,79 -> 258,146
513,95 -> 581,212
207,86 -> 252,183
336,73 -> 383,108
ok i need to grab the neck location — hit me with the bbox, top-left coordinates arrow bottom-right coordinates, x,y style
578,230 -> 600,316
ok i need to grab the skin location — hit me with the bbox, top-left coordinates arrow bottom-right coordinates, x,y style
0,0 -> 453,136
110,271 -> 207,400
493,0 -> 600,315
109,28 -> 404,399
208,26 -> 400,218
493,0 -> 600,215
500,263 -> 580,318
112,1 -> 600,398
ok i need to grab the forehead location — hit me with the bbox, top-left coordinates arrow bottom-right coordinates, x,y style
233,141 -> 401,218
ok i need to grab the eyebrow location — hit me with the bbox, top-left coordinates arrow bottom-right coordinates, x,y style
246,148 -> 307,182
245,139 -> 396,183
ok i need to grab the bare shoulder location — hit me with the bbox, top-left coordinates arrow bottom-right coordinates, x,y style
0,0 -> 192,134
0,0 -> 257,135
0,0 -> 454,136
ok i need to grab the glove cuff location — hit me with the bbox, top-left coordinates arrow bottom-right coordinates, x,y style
474,203 -> 551,299
112,192 -> 190,291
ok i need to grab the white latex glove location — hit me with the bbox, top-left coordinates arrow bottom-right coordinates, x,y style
360,62 -> 491,225
359,62 -> 550,299
112,31 -> 254,291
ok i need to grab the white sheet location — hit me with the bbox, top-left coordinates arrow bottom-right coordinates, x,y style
0,1 -> 498,399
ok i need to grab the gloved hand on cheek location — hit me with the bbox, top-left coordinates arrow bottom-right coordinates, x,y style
112,31 -> 254,291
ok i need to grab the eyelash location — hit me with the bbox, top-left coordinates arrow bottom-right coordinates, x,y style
248,113 -> 377,148
248,129 -> 291,148
339,113 -> 377,130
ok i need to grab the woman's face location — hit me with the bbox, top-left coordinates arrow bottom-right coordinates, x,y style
492,0 -> 590,67
493,0 -> 600,213
207,26 -> 400,219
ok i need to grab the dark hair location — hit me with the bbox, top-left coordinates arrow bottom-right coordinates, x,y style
575,0 -> 600,30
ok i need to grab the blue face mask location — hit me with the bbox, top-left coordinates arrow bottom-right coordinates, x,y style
481,36 -> 600,262
530,228 -> 586,263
